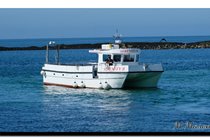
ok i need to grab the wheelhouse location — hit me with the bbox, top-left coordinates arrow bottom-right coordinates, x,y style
89,44 -> 141,65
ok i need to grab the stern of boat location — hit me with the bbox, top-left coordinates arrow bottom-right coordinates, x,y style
123,63 -> 164,88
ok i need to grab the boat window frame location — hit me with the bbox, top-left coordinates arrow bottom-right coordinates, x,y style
136,54 -> 139,62
123,54 -> 135,62
102,54 -> 112,62
113,54 -> 122,62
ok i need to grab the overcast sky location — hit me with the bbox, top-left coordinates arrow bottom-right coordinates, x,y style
0,8 -> 210,39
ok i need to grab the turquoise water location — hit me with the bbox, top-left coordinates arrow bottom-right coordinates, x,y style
0,48 -> 210,132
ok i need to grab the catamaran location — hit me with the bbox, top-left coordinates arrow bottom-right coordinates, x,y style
40,34 -> 163,89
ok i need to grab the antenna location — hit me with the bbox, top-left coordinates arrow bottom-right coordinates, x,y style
113,29 -> 121,38
113,29 -> 122,44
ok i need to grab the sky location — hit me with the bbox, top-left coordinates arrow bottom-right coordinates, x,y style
0,8 -> 210,39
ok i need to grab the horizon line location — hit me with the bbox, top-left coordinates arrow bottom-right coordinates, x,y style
1,34 -> 210,40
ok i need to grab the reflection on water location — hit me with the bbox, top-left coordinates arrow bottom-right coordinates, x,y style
43,85 -> 132,112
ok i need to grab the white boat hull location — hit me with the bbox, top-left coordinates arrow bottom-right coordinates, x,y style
42,70 -> 127,89
41,67 -> 163,89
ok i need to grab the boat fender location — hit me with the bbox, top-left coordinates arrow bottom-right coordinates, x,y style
80,81 -> 86,88
143,64 -> 148,71
73,82 -> 78,88
40,71 -> 46,77
103,82 -> 110,90
99,82 -> 103,89
40,70 -> 44,75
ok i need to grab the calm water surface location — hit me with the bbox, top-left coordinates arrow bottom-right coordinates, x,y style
0,48 -> 210,132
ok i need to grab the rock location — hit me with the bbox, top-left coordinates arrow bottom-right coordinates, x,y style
1,40 -> 210,51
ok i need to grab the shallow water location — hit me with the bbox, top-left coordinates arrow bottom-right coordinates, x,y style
0,49 -> 210,132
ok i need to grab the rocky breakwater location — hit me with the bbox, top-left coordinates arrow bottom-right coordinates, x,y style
0,40 -> 210,51
124,40 -> 210,49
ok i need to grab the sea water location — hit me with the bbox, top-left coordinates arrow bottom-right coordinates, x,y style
0,38 -> 210,132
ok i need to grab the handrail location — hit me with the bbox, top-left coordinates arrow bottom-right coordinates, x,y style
46,41 -> 60,65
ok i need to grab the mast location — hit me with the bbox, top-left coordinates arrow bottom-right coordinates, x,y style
56,45 -> 60,65
113,29 -> 122,44
46,44 -> 49,64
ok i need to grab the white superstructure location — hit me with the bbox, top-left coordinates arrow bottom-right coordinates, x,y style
41,35 -> 163,89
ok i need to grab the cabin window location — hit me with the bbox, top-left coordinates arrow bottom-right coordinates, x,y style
123,55 -> 135,62
136,54 -> 139,62
113,55 -> 121,62
103,54 -> 111,62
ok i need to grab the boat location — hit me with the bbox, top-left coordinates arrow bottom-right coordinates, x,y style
40,34 -> 164,89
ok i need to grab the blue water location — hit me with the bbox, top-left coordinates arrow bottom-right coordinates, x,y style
1,38 -> 210,132
1,36 -> 210,48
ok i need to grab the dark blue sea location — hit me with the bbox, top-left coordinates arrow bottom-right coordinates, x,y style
0,36 -> 210,132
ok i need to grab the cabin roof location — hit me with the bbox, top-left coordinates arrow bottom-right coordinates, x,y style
89,48 -> 140,54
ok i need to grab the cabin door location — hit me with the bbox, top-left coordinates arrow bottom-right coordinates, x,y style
92,65 -> 98,78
